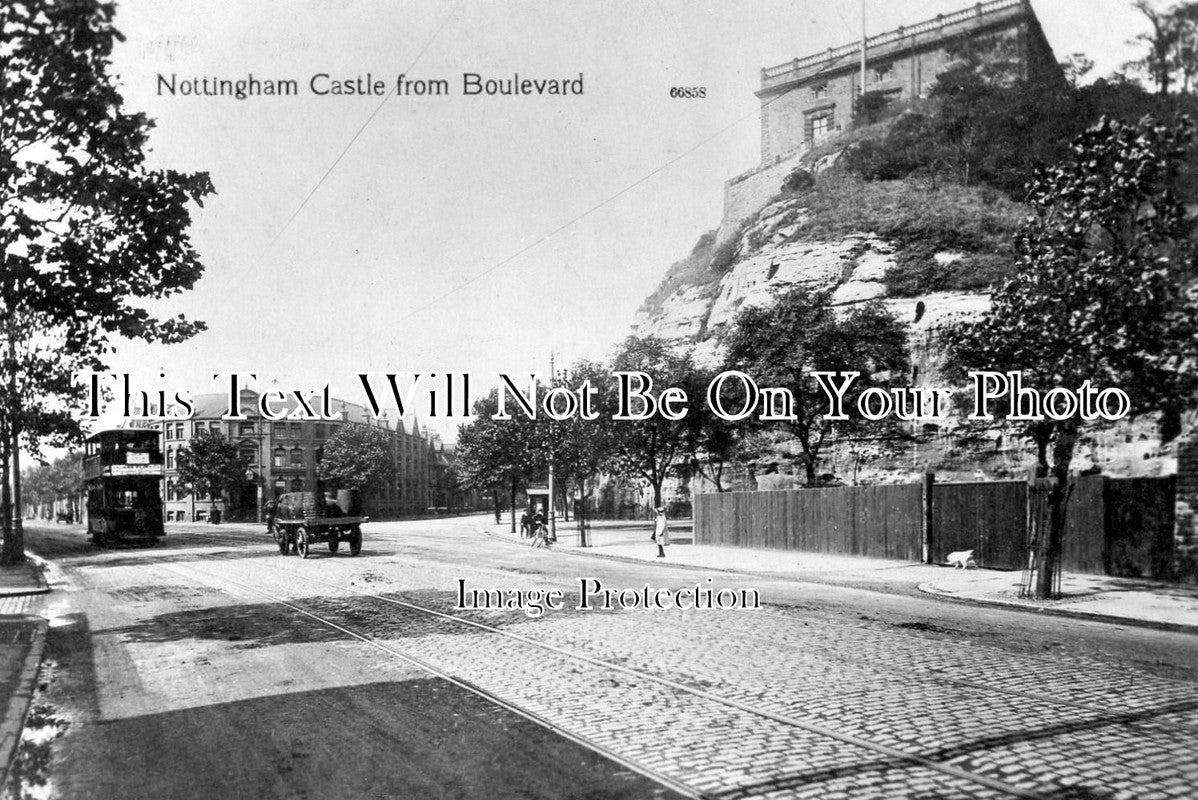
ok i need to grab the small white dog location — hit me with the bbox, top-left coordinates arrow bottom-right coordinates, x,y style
946,549 -> 978,570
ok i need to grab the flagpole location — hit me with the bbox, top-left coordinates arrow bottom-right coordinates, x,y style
860,0 -> 867,97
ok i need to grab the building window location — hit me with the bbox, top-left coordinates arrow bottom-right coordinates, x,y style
238,421 -> 255,436
811,82 -> 828,99
195,509 -> 207,522
209,421 -> 221,434
873,64 -> 893,82
808,112 -> 834,142
274,479 -> 287,497
290,447 -> 304,467
240,447 -> 257,467
166,448 -> 175,469
273,447 -> 286,468
315,424 -> 326,439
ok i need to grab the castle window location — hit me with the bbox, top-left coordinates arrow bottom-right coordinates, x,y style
811,82 -> 828,99
806,110 -> 835,143
873,64 -> 893,82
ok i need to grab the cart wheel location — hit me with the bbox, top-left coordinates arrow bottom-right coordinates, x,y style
296,526 -> 311,559
328,537 -> 340,554
348,526 -> 362,556
275,524 -> 290,555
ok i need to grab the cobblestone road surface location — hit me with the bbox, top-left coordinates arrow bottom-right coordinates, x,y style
22,519 -> 1198,799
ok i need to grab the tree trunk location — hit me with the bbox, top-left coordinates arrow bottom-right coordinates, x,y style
1,429 -> 24,565
1033,424 -> 1078,599
509,477 -> 517,534
492,486 -> 500,524
803,457 -> 817,487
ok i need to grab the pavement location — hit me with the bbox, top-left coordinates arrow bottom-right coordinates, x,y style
482,514 -> 1198,634
0,552 -> 51,795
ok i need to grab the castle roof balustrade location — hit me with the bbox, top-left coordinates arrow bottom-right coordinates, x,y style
760,0 -> 1026,95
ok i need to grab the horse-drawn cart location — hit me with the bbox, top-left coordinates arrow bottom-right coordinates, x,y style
269,491 -> 367,558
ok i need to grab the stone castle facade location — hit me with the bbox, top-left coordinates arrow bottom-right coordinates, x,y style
756,0 -> 1059,164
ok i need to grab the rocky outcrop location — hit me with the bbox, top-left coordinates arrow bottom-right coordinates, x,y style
634,195 -> 990,382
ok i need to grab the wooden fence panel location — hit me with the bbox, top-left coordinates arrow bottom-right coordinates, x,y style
931,481 -> 1026,569
1102,476 -> 1176,578
694,475 -> 1178,577
1062,475 -> 1105,576
693,484 -> 921,559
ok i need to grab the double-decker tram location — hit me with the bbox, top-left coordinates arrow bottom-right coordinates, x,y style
83,429 -> 165,545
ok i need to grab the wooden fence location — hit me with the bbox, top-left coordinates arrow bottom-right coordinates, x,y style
694,475 -> 1178,578
695,484 -> 923,561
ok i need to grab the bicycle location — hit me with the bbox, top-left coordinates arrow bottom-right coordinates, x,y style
530,521 -> 551,548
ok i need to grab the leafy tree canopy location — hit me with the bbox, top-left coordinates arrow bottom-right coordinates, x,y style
317,424 -> 399,495
945,114 -> 1198,596
1,1 -> 213,560
722,289 -> 910,486
175,432 -> 248,515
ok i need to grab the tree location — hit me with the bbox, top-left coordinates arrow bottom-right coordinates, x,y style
0,1 -> 213,563
1130,1 -> 1179,95
456,390 -> 540,531
945,115 -> 1198,598
1126,2 -> 1198,95
317,424 -> 398,498
722,290 -> 910,486
679,363 -> 742,493
175,432 -> 248,523
541,360 -> 616,514
602,336 -> 703,507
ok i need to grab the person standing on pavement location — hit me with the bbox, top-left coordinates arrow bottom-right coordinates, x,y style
652,506 -> 669,558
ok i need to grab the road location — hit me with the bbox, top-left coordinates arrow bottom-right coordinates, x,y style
9,516 -> 1198,800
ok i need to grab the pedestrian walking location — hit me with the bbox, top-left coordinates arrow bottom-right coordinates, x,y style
652,506 -> 669,558
520,510 -> 531,538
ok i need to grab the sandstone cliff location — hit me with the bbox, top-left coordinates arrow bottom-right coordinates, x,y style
631,166 -> 1172,484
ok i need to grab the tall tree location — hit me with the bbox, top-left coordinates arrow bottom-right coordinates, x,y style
175,432 -> 248,523
722,291 -> 910,487
1131,1 -> 1179,95
0,1 -> 214,563
602,336 -> 698,508
1127,1 -> 1198,95
945,115 -> 1198,598
455,390 -> 539,532
318,424 -> 398,499
541,360 -> 616,513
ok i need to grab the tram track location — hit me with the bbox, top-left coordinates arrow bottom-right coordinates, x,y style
139,530 -> 1104,799
31,523 -> 1198,798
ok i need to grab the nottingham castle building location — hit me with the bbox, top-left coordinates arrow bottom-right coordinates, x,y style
757,0 -> 1058,162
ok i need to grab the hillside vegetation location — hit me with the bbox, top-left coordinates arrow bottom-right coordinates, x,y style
636,172 -> 1025,323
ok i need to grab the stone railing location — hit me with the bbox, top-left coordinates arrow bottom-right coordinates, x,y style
761,0 -> 1024,85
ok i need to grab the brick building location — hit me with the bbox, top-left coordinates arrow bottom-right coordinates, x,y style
159,390 -> 443,522
756,0 -> 1059,164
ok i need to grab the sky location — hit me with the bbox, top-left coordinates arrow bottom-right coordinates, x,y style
93,0 -> 1148,439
